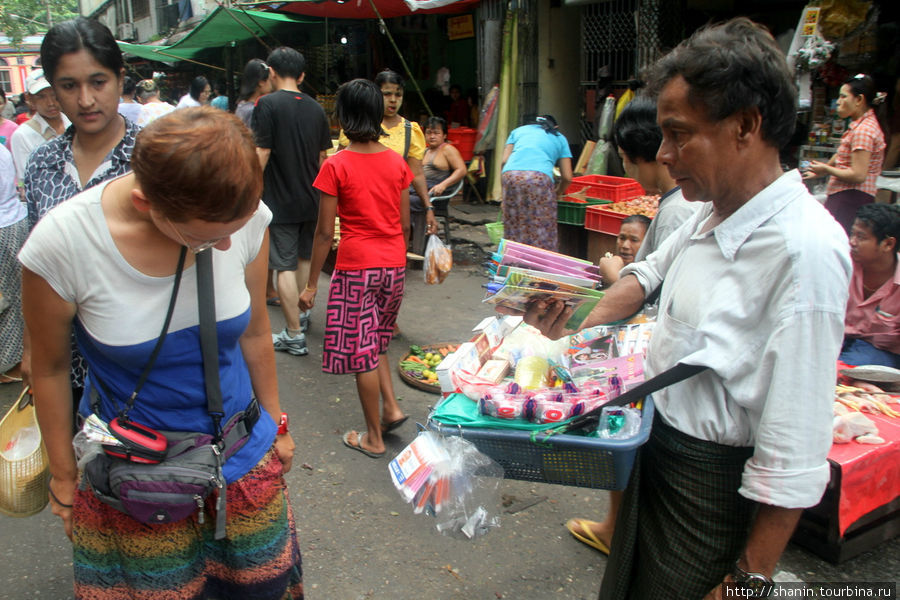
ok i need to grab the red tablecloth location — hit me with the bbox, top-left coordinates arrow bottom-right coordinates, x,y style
827,412 -> 900,535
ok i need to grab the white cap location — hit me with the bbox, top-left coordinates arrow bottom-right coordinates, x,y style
25,69 -> 50,95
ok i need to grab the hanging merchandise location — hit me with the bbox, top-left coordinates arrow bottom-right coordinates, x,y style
473,85 -> 500,154
584,96 -> 617,176
787,5 -> 835,110
388,430 -> 503,539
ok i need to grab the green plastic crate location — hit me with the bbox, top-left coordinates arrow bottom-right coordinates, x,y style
557,197 -> 610,226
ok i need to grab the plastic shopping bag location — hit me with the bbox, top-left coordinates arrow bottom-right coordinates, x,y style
424,234 -> 452,284
389,430 -> 503,539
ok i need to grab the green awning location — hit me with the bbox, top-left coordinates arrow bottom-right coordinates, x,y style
117,6 -> 320,63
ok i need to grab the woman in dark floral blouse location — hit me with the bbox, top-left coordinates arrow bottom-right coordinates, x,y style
21,18 -> 138,401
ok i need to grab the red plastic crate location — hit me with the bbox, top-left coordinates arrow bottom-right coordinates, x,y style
569,175 -> 644,203
584,205 -> 627,235
447,127 -> 477,161
564,182 -> 612,201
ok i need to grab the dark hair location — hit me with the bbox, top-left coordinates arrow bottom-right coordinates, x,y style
613,97 -> 661,163
267,47 -> 305,80
375,69 -> 405,91
648,17 -> 797,149
122,75 -> 136,96
135,79 -> 158,101
239,59 -> 269,101
189,76 -> 209,101
336,79 -> 384,143
132,107 -> 262,223
40,18 -> 123,84
843,74 -> 878,109
449,84 -> 462,94
424,116 -> 447,134
854,204 -> 900,245
534,114 -> 561,136
621,214 -> 652,231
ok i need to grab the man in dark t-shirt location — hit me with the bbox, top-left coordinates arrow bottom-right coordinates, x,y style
253,47 -> 332,356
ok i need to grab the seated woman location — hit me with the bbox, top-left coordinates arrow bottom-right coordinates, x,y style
841,203 -> 900,368
597,214 -> 651,287
409,116 -> 467,256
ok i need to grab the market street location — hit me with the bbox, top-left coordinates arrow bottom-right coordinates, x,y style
1,207 -> 898,599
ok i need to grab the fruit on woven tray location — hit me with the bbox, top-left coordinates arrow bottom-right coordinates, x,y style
401,344 -> 460,386
602,195 -> 660,217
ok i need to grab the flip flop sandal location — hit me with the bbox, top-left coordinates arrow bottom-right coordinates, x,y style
266,297 -> 282,306
342,431 -> 385,458
0,373 -> 23,384
381,416 -> 408,434
565,518 -> 610,555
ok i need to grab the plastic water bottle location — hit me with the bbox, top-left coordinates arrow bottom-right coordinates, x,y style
2,426 -> 41,460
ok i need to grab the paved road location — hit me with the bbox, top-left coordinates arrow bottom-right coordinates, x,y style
2,211 -> 897,598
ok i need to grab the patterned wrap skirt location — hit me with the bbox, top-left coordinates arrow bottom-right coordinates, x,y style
73,449 -> 303,600
501,170 -> 558,252
598,414 -> 755,600
0,217 -> 27,373
322,267 -> 405,374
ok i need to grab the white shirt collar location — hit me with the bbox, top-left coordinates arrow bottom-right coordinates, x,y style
693,170 -> 805,262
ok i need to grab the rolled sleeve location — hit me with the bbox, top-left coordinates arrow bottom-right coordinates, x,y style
738,310 -> 843,508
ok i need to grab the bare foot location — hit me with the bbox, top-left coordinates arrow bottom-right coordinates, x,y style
343,430 -> 385,456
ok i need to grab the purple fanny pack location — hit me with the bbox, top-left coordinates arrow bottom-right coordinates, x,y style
82,400 -> 259,540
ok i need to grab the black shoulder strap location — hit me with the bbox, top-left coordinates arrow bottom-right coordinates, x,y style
195,249 -> 224,438
403,119 -> 412,160
560,362 -> 708,433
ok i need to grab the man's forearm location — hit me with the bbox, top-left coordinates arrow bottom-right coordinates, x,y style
581,274 -> 646,328
740,504 -> 803,577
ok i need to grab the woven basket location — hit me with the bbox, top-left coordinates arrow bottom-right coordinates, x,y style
485,221 -> 504,246
0,388 -> 50,517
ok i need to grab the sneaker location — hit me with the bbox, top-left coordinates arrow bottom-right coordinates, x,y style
272,328 -> 308,356
300,310 -> 311,334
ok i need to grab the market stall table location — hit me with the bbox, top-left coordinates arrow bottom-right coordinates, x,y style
792,412 -> 900,563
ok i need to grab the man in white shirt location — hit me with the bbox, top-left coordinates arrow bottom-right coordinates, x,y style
9,70 -> 70,181
517,19 -> 851,600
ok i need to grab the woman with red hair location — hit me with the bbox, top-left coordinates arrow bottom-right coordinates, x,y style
20,107 -> 303,599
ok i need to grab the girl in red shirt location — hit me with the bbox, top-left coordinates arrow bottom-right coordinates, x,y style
300,79 -> 413,458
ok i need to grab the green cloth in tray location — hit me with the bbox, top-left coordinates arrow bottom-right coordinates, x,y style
430,393 -> 584,432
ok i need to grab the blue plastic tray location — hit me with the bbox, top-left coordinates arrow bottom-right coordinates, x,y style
427,397 -> 653,490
